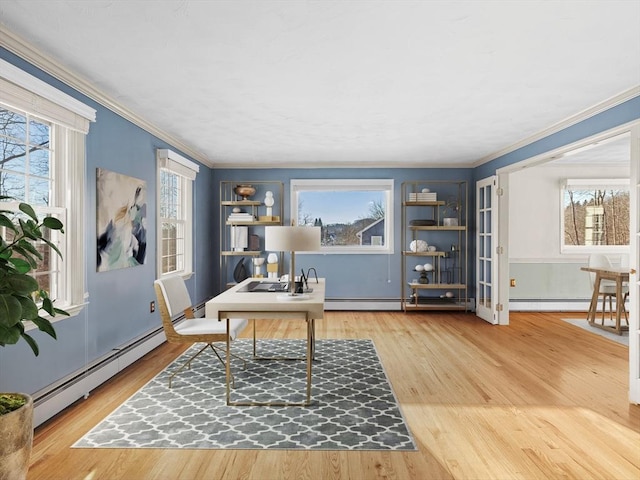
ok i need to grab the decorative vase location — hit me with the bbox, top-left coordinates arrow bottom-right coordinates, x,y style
234,184 -> 256,200
0,393 -> 33,480
409,240 -> 428,252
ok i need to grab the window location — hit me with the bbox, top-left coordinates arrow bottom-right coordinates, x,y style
157,149 -> 199,277
291,179 -> 394,254
0,58 -> 95,320
561,178 -> 630,252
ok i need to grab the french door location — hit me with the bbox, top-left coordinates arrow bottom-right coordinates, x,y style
630,123 -> 640,404
476,177 -> 498,324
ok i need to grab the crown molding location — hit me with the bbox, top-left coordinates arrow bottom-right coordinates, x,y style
0,26 -> 213,167
474,86 -> 640,168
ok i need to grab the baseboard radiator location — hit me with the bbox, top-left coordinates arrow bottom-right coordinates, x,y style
510,298 -> 597,311
32,302 -> 206,428
325,298 -> 476,311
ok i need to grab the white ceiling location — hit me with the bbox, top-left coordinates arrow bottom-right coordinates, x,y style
1,1 -> 639,169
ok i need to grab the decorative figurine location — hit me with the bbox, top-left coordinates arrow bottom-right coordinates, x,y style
264,190 -> 274,217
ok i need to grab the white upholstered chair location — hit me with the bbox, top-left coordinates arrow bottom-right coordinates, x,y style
154,275 -> 248,388
587,254 -> 628,325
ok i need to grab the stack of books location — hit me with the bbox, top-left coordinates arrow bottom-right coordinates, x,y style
227,212 -> 255,222
409,192 -> 437,202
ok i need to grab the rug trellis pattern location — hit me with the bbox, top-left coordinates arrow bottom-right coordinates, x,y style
73,339 -> 416,450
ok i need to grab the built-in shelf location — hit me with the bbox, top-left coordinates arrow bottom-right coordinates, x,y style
401,180 -> 468,312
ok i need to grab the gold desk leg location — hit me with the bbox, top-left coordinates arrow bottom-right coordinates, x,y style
225,317 -> 231,406
226,311 -> 314,407
306,315 -> 312,405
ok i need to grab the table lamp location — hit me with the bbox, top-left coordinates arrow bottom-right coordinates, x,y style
265,225 -> 321,298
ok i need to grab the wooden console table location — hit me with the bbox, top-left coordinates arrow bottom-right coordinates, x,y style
580,266 -> 629,335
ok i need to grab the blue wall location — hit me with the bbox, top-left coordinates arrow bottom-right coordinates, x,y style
212,168 -> 474,300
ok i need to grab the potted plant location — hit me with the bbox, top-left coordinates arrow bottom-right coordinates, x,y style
0,197 -> 68,480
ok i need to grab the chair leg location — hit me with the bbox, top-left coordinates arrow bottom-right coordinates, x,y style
168,342 -> 249,389
169,343 -> 210,388
207,343 -> 248,389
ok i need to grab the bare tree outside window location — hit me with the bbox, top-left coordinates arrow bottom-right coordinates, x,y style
563,184 -> 629,247
292,179 -> 394,253
1,106 -> 58,294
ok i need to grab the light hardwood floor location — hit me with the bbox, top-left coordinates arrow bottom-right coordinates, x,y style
28,311 -> 640,480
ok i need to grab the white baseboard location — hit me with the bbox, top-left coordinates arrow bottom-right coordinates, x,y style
508,299 -> 626,312
33,327 -> 167,427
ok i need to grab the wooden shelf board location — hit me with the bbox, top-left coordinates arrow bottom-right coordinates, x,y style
409,225 -> 466,231
225,220 -> 280,226
221,200 -> 262,206
403,251 -> 446,257
221,251 -> 261,256
403,201 -> 446,206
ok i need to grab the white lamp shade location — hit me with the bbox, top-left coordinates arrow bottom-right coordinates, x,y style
265,226 -> 321,252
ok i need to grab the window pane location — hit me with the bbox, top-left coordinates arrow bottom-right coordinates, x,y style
0,137 -> 27,173
297,190 -> 387,247
29,119 -> 49,149
0,109 -> 27,141
0,171 -> 26,200
29,148 -> 50,178
160,170 -> 180,220
28,177 -> 50,205
563,187 -> 629,246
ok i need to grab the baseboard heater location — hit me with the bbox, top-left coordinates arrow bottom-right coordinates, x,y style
509,299 -> 596,312
31,302 -> 206,428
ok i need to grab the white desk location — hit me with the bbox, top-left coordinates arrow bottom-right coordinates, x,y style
205,277 -> 325,406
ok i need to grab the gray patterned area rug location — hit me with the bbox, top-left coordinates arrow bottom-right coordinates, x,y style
73,339 -> 416,450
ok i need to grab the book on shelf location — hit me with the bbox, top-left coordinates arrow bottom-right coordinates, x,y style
227,213 -> 255,221
409,192 -> 437,201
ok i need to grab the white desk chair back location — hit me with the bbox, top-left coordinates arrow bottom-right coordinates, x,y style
154,275 -> 248,387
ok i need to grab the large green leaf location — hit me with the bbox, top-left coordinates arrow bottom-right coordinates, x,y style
41,237 -> 63,259
0,294 -> 22,327
0,323 -> 21,346
0,214 -> 17,232
16,295 -> 38,320
6,273 -> 38,295
20,331 -> 39,356
32,316 -> 57,339
8,257 -> 32,274
43,216 -> 64,231
33,317 -> 58,338
18,202 -> 38,221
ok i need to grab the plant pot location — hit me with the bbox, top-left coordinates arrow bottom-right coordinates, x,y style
0,393 -> 33,480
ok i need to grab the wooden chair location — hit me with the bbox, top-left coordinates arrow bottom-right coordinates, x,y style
154,275 -> 248,388
587,254 -> 629,325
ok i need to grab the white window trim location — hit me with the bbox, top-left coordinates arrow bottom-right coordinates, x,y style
560,177 -> 630,254
290,179 -> 394,254
0,61 -> 95,325
156,149 -> 198,278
